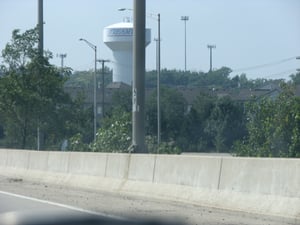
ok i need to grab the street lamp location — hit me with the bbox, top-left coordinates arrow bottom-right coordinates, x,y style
181,16 -> 189,72
79,38 -> 97,142
97,59 -> 110,118
118,7 -> 130,12
118,7 -> 161,149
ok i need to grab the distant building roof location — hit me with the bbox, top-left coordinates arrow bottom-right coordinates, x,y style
106,82 -> 131,90
176,87 -> 211,105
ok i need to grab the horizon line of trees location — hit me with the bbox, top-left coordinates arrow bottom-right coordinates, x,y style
68,67 -> 300,90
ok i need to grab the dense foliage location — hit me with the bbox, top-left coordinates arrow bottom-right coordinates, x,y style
1,28 -> 299,157
91,108 -> 132,152
234,84 -> 300,157
145,89 -> 246,153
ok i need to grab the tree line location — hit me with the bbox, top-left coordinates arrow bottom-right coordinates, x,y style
1,28 -> 299,157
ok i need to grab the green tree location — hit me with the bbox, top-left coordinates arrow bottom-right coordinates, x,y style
63,93 -> 94,144
234,83 -> 300,157
0,28 -> 74,149
182,93 -> 246,152
91,108 -> 131,152
146,87 -> 186,142
206,67 -> 232,88
290,73 -> 300,85
184,92 -> 216,151
145,68 -> 233,88
65,68 -> 112,89
178,107 -> 203,151
110,89 -> 131,113
204,97 -> 246,152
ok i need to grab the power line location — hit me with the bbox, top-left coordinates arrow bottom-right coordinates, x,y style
232,56 -> 297,73
246,68 -> 298,79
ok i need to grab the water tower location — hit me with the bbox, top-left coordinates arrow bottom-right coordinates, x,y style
103,21 -> 151,85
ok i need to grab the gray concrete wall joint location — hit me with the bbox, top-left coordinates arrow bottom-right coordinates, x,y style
217,157 -> 223,190
152,154 -> 158,183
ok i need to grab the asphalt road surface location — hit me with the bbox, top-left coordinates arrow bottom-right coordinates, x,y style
0,175 -> 297,225
0,190 -> 131,225
0,191 -> 85,213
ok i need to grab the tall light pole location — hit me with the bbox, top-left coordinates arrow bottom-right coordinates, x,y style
207,44 -> 216,72
181,16 -> 189,72
97,59 -> 110,118
57,53 -> 67,69
118,8 -> 161,149
79,38 -> 97,142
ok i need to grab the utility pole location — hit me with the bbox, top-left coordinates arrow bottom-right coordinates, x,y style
37,0 -> 43,151
181,16 -> 189,72
207,44 -> 216,72
132,0 -> 146,153
97,59 -> 110,118
57,53 -> 67,69
119,7 -> 160,149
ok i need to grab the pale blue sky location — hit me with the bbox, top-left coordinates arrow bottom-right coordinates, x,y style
1,0 -> 300,79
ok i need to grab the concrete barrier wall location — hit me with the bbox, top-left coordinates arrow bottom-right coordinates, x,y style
105,153 -> 130,179
219,157 -> 300,197
68,152 -> 107,177
47,151 -> 70,173
6,149 -> 30,169
0,149 -> 299,220
28,151 -> 49,171
0,149 -> 7,167
128,154 -> 156,182
153,155 -> 221,189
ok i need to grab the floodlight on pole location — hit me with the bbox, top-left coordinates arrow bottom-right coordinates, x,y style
181,16 -> 189,72
207,44 -> 216,72
57,53 -> 67,69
